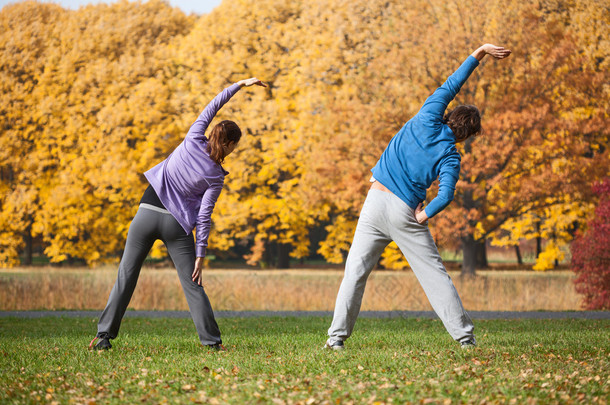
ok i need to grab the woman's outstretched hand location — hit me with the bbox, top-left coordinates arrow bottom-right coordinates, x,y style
192,257 -> 204,286
237,78 -> 267,87
472,44 -> 511,61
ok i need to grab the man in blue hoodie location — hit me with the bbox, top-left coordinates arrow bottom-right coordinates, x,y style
325,44 -> 511,350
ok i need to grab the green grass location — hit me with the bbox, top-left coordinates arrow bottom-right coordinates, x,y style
0,317 -> 608,404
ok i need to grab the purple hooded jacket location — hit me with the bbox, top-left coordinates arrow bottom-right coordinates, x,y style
144,83 -> 241,257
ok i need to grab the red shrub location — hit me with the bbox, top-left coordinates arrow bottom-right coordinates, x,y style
571,178 -> 610,310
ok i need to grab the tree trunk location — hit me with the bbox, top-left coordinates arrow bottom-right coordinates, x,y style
515,245 -> 523,265
475,239 -> 488,268
22,223 -> 33,266
276,243 -> 291,269
460,145 -> 477,277
263,242 -> 273,268
461,234 -> 477,276
535,221 -> 542,258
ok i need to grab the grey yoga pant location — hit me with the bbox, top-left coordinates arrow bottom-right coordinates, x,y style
97,205 -> 221,345
328,188 -> 474,343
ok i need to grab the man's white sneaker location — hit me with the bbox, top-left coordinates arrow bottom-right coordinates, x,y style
460,337 -> 477,349
323,338 -> 345,351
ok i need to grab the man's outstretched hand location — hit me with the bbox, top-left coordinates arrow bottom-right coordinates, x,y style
472,44 -> 511,61
483,44 -> 511,59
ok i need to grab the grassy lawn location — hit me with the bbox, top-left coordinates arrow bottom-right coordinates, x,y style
0,317 -> 608,404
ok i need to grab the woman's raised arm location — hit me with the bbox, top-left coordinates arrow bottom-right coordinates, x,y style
187,78 -> 266,141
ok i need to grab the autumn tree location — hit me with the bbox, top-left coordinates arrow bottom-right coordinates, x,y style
1,0 -> 606,271
174,0 -> 351,267
0,0 -> 194,266
487,0 -> 609,271
571,179 -> 610,310
300,0 -> 609,275
0,1 -> 67,266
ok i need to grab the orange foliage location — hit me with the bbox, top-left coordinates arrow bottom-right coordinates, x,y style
0,0 -> 607,270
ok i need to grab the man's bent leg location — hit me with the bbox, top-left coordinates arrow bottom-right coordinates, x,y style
388,197 -> 474,343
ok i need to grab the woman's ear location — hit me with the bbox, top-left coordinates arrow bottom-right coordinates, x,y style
224,141 -> 237,155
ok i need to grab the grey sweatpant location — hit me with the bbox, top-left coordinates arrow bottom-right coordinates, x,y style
97,205 -> 221,345
328,188 -> 474,343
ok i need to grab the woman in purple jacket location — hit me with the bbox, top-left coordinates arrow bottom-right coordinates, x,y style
90,77 -> 266,351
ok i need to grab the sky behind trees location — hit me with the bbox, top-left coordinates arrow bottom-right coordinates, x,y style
0,0 -> 221,14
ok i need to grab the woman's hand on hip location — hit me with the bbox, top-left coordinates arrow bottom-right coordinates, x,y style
192,257 -> 204,286
237,77 -> 267,88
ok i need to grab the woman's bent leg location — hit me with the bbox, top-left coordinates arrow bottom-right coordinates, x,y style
328,190 -> 392,342
162,216 -> 221,346
97,208 -> 158,339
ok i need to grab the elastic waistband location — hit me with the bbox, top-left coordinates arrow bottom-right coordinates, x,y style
139,203 -> 171,215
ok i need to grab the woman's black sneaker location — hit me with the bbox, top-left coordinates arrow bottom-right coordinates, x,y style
89,335 -> 112,351
206,343 -> 227,351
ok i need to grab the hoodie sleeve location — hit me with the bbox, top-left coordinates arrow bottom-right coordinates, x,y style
186,83 -> 241,142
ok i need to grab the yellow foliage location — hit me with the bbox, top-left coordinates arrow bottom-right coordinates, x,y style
379,242 -> 411,270
317,215 -> 356,264
0,0 -> 607,269
533,241 -> 565,271
149,240 -> 167,260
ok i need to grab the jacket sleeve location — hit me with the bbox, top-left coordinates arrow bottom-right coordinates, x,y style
419,56 -> 480,121
195,181 -> 224,257
424,152 -> 461,218
186,83 -> 241,141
